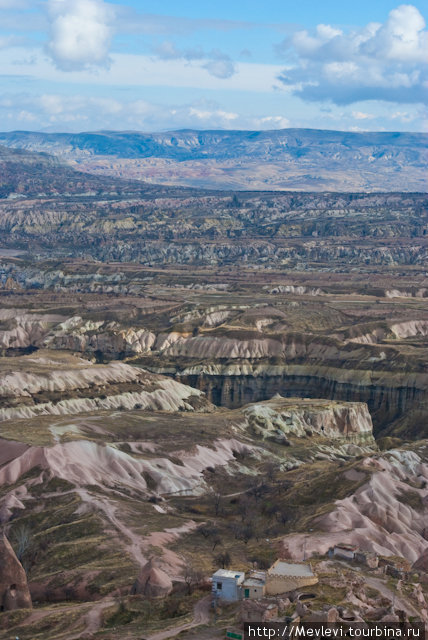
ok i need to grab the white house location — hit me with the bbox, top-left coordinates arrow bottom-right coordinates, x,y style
212,569 -> 245,602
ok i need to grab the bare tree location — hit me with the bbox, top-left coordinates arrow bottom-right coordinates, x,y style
209,491 -> 223,517
183,565 -> 203,595
214,551 -> 231,569
237,495 -> 254,522
11,524 -> 34,574
212,535 -> 222,551
198,523 -> 218,539
241,523 -> 254,545
248,478 -> 268,502
275,509 -> 289,526
266,461 -> 279,482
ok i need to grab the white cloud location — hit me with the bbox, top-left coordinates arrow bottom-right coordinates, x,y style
46,0 -> 114,71
154,41 -> 236,79
352,111 -> 375,120
0,92 -> 293,132
0,35 -> 16,48
189,107 -> 238,121
0,47 -> 281,92
277,4 -> 428,104
361,4 -> 428,63
154,41 -> 203,61
203,57 -> 235,79
390,110 -> 417,122
256,115 -> 290,128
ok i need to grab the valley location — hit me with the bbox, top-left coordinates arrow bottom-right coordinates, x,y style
0,141 -> 426,639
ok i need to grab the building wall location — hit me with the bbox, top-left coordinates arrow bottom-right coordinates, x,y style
333,548 -> 355,560
355,552 -> 379,568
213,577 -> 241,602
243,584 -> 265,600
265,575 -> 318,596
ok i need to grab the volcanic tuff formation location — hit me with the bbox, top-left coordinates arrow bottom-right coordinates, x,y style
131,559 -> 173,598
0,351 -> 210,422
282,447 -> 428,563
0,129 -> 427,638
0,267 -> 427,441
0,534 -> 32,611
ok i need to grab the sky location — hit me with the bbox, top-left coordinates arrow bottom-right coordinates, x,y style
0,0 -> 427,132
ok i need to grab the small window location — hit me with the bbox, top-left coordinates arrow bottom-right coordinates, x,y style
217,582 -> 222,590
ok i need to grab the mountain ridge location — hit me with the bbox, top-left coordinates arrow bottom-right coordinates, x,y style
0,128 -> 426,192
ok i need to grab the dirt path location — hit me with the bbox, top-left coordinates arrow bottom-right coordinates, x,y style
65,598 -> 115,639
15,597 -> 115,640
17,602 -> 80,628
146,595 -> 211,640
364,576 -> 421,618
77,488 -> 147,567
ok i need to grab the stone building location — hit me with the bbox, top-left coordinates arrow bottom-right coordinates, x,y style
212,560 -> 317,603
242,571 -> 266,600
265,561 -> 318,595
332,543 -> 358,560
355,550 -> 379,568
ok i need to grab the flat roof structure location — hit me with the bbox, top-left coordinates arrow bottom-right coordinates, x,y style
267,561 -> 314,578
334,543 -> 358,551
243,578 -> 265,587
212,569 -> 245,580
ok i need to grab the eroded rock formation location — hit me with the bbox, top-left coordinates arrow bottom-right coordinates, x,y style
0,534 -> 32,611
131,558 -> 173,598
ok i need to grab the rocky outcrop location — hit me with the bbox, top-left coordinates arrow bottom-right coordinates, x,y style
0,534 -> 32,611
176,363 -> 427,437
265,285 -> 323,296
243,398 -> 374,445
390,321 -> 428,339
0,379 -> 206,422
0,181 -> 426,268
1,302 -> 425,438
0,360 -> 142,397
413,549 -> 428,573
131,559 -> 173,598
0,354 -> 210,421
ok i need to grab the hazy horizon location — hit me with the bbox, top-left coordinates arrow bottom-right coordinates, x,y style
1,125 -> 427,135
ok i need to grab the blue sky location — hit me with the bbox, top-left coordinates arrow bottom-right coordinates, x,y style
0,1 -> 426,132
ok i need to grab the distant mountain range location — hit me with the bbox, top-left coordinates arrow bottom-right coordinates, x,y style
0,144 -> 193,198
0,128 -> 426,192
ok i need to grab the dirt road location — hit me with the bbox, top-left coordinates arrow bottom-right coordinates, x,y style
146,595 -> 211,640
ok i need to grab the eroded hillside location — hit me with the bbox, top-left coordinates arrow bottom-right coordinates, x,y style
1,267 -> 426,439
0,152 -> 427,638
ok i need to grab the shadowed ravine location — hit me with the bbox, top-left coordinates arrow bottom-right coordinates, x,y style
175,370 -> 426,437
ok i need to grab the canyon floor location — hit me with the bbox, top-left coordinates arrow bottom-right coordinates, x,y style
0,144 -> 427,638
